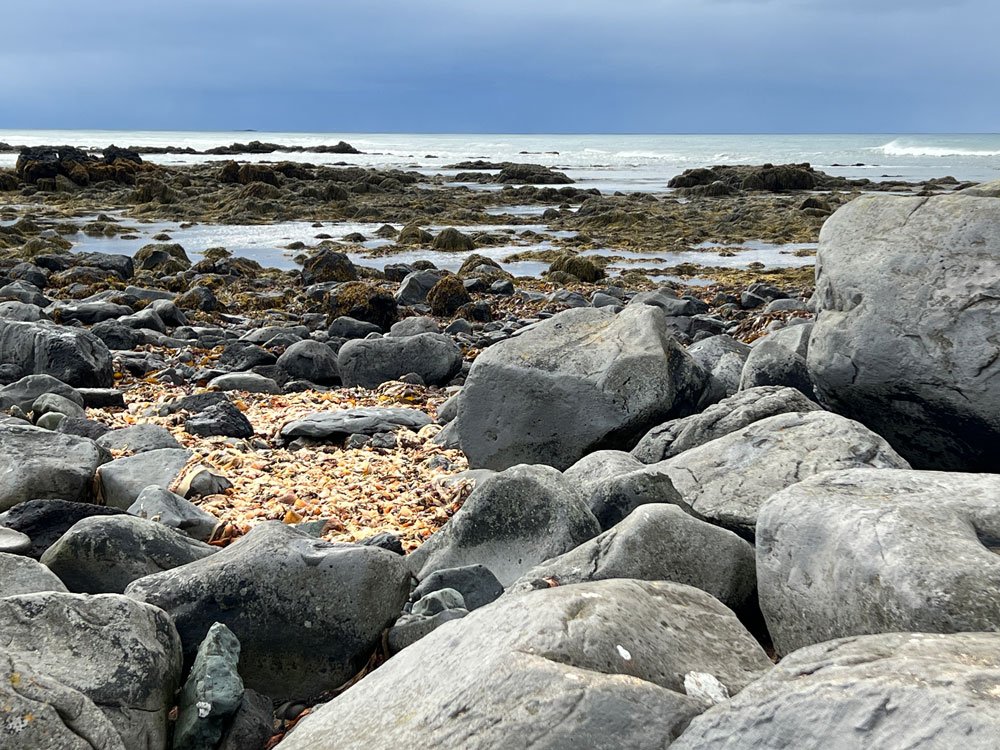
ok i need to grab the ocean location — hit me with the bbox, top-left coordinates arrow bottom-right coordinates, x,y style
1,131 -> 999,194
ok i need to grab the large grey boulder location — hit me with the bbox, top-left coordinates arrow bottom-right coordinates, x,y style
0,592 -> 183,750
758,468 -> 1000,655
453,305 -> 708,471
672,632 -> 1000,750
337,332 -> 462,388
279,407 -> 432,444
507,504 -> 756,611
276,579 -> 772,750
584,461 -> 690,530
0,550 -> 69,596
41,515 -> 217,594
0,424 -> 109,511
125,522 -> 411,702
95,448 -> 192,509
0,646 -> 126,750
407,464 -> 600,586
632,386 -> 822,463
807,190 -> 1000,471
656,411 -> 909,539
0,319 -> 113,387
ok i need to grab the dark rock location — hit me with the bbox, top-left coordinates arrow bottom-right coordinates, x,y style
185,401 -> 254,439
338,333 -> 462,388
97,423 -> 181,453
276,340 -> 339,385
95,448 -> 193,509
412,564 -> 503,612
173,623 -> 244,750
125,522 -> 411,702
302,248 -> 358,285
279,407 -> 431,443
327,281 -> 398,330
128,486 -> 219,542
0,320 -> 113,387
0,499 -> 126,559
41,514 -> 216,594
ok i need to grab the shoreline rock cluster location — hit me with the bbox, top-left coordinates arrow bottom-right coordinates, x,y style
1,147 -> 998,749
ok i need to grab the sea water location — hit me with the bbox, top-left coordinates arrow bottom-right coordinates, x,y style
1,131 -> 999,192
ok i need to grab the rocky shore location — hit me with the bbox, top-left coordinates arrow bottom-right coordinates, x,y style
1,143 -> 998,748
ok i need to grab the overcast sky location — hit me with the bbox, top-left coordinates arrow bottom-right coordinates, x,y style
1,0 -> 996,133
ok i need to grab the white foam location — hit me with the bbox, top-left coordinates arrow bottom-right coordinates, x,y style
878,139 -> 1000,158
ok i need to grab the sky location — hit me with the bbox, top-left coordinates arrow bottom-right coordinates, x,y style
1,0 -> 997,133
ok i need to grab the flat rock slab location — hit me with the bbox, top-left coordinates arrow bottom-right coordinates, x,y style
280,407 -> 432,443
275,580 -> 772,750
758,468 -> 1000,655
672,632 -> 1000,749
97,423 -> 182,453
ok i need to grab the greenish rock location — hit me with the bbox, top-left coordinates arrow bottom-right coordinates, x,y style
173,622 -> 244,750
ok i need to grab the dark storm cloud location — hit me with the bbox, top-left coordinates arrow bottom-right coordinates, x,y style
0,0 -> 996,132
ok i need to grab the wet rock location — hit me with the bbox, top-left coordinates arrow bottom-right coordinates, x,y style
394,269 -> 445,306
453,306 -> 708,471
432,227 -> 476,252
217,689 -> 274,750
408,464 -> 600,586
328,316 -> 381,338
126,523 -> 411,702
134,243 -> 191,273
548,254 -> 605,282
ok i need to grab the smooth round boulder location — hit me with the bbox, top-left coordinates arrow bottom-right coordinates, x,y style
337,332 -> 462,388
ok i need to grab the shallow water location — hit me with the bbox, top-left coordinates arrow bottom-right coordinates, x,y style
581,241 -> 817,271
